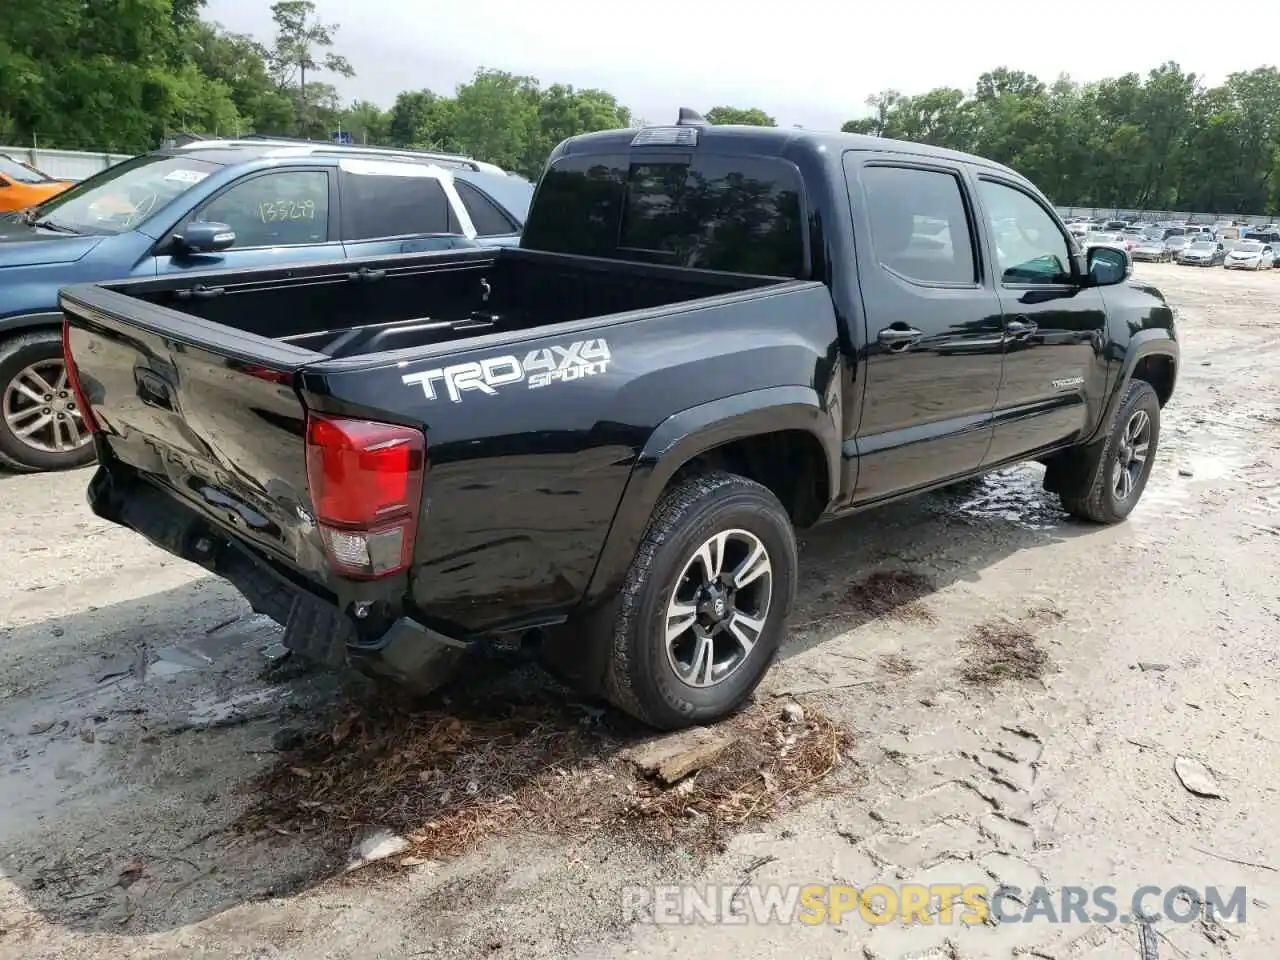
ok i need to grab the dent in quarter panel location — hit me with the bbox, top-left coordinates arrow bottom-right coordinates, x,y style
305,283 -> 840,635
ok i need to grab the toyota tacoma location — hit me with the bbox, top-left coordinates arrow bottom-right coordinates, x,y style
60,112 -> 1178,729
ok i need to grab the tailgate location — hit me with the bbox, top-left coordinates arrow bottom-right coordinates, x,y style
60,283 -> 329,576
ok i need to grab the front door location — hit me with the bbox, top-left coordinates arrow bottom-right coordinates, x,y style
154,167 -> 344,274
844,157 -> 1006,503
972,176 -> 1109,465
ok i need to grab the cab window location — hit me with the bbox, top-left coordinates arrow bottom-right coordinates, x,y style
523,153 -> 805,277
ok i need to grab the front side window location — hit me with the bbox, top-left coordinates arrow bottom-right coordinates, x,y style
978,180 -> 1073,284
198,170 -> 329,247
859,165 -> 977,285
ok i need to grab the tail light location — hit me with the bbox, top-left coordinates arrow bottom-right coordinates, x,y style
61,317 -> 101,435
304,413 -> 426,580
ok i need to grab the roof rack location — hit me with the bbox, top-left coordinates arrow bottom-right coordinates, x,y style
175,135 -> 502,173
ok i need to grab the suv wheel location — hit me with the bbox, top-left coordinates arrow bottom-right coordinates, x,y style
602,471 -> 797,730
0,330 -> 96,473
1056,379 -> 1161,524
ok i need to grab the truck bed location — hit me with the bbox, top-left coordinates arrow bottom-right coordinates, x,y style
59,244 -> 823,626
84,247 -> 783,360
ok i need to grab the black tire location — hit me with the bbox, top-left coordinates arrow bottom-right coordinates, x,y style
0,330 -> 97,473
1057,379 -> 1161,524
601,471 -> 797,730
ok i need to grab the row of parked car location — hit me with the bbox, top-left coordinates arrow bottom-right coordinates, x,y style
0,137 -> 536,473
1065,217 -> 1280,272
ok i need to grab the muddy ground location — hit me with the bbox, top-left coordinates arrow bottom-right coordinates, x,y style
2,263 -> 1278,959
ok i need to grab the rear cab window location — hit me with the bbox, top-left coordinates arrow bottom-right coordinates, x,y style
521,153 -> 806,277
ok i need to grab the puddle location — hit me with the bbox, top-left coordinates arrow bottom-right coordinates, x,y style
184,687 -> 284,729
933,465 -> 1069,531
147,614 -> 284,677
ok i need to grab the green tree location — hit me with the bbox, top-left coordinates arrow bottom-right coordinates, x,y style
264,0 -> 355,136
841,62 -> 1280,214
449,69 -> 540,172
705,106 -> 775,126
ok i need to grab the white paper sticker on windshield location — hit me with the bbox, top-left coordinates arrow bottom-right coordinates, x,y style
164,169 -> 209,185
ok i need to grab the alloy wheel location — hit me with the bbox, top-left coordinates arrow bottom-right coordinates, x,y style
664,528 -> 773,688
2,359 -> 91,455
1112,409 -> 1151,502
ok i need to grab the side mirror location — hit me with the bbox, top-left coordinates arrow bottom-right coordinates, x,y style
174,221 -> 235,255
1086,245 -> 1131,286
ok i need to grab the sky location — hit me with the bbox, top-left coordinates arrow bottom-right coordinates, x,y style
204,0 -> 1261,131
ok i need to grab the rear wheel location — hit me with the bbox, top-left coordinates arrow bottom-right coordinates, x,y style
601,471 -> 797,729
0,330 -> 96,473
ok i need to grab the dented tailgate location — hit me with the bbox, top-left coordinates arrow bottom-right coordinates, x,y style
59,283 -> 332,579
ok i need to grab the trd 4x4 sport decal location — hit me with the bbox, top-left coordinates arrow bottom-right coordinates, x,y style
401,338 -> 611,403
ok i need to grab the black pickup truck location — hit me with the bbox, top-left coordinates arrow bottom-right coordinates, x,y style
61,114 -> 1178,729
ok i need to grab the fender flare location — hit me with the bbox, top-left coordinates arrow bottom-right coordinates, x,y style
0,311 -> 63,338
1087,329 -> 1179,444
582,384 -> 839,606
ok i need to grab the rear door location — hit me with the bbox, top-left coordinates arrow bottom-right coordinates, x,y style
972,175 -> 1109,464
843,156 -> 1005,502
154,166 -> 344,273
337,159 -> 476,257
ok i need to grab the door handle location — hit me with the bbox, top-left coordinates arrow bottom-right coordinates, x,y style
1005,316 -> 1038,336
877,326 -> 923,345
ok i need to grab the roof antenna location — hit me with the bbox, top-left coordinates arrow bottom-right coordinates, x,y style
677,107 -> 708,126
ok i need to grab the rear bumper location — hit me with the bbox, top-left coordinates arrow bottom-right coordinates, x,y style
86,462 -> 472,683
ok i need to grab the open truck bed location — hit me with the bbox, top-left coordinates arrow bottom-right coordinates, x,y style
77,246 -> 780,360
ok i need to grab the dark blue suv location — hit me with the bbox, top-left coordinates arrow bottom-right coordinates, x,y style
0,139 -> 533,472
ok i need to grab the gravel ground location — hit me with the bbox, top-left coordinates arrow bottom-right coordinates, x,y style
2,262 -> 1278,959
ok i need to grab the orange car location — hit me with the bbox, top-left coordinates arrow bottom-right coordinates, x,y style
0,154 -> 76,213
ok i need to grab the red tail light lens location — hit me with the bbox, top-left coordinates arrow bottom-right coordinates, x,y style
61,317 -> 101,435
304,413 -> 426,579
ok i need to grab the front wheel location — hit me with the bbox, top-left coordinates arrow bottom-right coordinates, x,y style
1055,380 -> 1161,524
601,471 -> 797,729
0,330 -> 96,473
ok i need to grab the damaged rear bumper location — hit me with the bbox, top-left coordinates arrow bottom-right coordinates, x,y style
86,464 -> 472,687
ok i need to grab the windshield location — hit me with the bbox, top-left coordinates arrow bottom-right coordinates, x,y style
1190,241 -> 1215,250
1235,242 -> 1263,252
0,154 -> 53,185
451,169 -> 533,225
27,154 -> 220,235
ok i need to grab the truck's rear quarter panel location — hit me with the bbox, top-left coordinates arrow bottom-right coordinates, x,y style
306,281 -> 839,632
